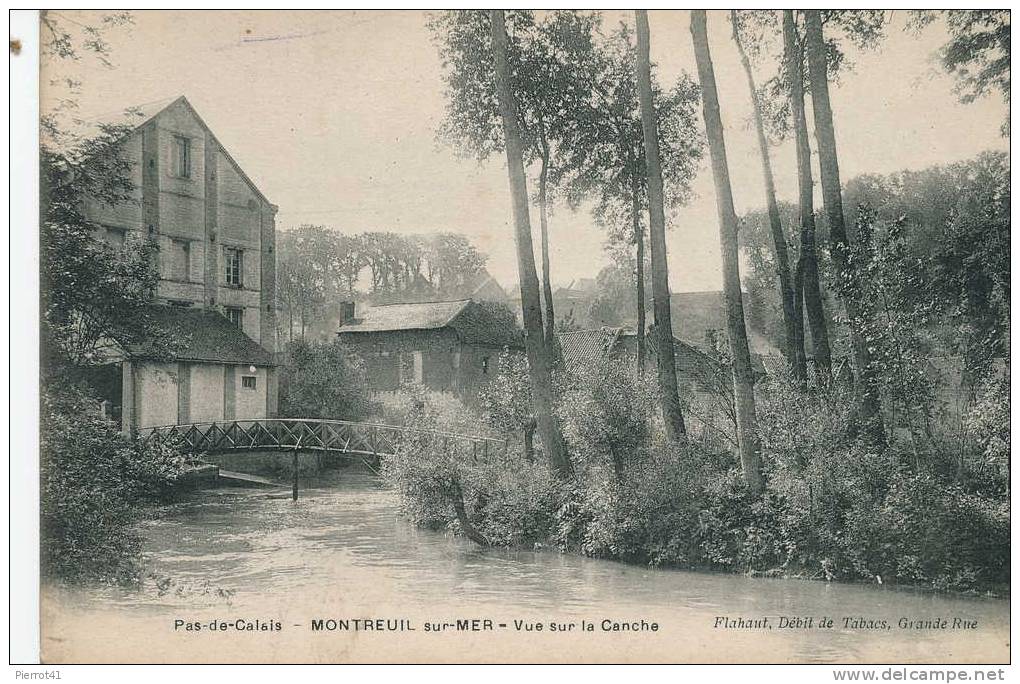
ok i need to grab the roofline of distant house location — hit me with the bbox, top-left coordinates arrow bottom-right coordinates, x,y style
366,298 -> 474,307
118,95 -> 276,209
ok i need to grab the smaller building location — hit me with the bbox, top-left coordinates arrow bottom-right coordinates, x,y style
336,299 -> 523,399
99,305 -> 276,431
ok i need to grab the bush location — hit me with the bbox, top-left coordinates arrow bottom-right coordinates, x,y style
558,358 -> 659,477
386,356 -> 1008,593
753,370 -> 1009,590
962,375 -> 1010,491
382,385 -> 558,546
40,386 -> 189,585
278,338 -> 372,421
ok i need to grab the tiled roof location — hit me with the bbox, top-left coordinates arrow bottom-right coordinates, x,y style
338,299 -> 523,348
125,305 -> 274,366
557,327 -> 625,366
338,300 -> 472,333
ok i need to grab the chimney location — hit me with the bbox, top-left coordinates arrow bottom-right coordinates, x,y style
338,301 -> 356,327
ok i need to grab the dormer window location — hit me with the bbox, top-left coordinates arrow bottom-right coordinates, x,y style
172,135 -> 191,178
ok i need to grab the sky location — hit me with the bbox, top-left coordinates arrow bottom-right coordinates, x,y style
42,10 -> 1008,292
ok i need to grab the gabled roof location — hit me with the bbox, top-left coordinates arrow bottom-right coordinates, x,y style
337,299 -> 522,348
339,300 -> 471,333
80,95 -> 273,207
125,305 -> 274,366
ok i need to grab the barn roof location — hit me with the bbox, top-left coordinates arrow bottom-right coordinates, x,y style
337,299 -> 523,348
124,305 -> 274,366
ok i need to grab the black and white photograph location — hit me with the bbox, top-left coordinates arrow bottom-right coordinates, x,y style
10,7 -> 1012,669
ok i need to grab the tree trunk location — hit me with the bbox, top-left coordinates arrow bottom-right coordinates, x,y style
792,255 -> 806,381
731,10 -> 804,380
783,10 -> 832,379
451,481 -> 489,547
523,416 -> 536,462
804,10 -> 885,445
691,10 -> 764,495
635,10 -> 686,442
491,10 -> 571,477
632,174 -> 646,374
538,144 -> 557,356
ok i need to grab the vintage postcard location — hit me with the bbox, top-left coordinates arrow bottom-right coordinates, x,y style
24,8 -> 1009,666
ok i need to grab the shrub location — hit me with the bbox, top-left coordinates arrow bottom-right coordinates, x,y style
558,358 -> 659,477
40,386 -> 189,585
278,338 -> 372,421
962,375 -> 1010,491
385,354 -> 1008,593
382,385 -> 558,546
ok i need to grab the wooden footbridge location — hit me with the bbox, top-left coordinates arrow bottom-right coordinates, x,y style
140,418 -> 509,498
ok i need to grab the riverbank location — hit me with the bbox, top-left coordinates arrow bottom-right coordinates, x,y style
40,470 -> 1009,664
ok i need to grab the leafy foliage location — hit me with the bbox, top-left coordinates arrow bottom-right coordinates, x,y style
278,338 -> 373,421
276,225 -> 491,340
40,387 -> 189,585
843,152 -> 1010,379
40,127 -> 185,371
911,10 -> 1010,135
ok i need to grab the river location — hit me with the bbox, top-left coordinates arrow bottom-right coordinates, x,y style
41,466 -> 1009,664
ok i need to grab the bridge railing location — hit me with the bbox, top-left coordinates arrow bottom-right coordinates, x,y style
139,418 -> 509,460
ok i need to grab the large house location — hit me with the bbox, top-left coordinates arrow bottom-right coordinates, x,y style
336,299 -> 523,399
86,96 -> 278,431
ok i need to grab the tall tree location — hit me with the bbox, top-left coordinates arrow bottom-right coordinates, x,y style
490,9 -> 571,477
555,22 -> 702,373
804,10 -> 885,444
690,10 -> 764,494
634,10 -> 686,441
431,11 -> 596,352
730,10 -> 804,380
783,10 -> 832,378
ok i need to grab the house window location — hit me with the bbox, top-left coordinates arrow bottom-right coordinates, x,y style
241,376 -> 257,390
225,247 -> 243,287
173,135 -> 191,178
225,306 -> 244,329
104,227 -> 126,248
170,239 -> 190,281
